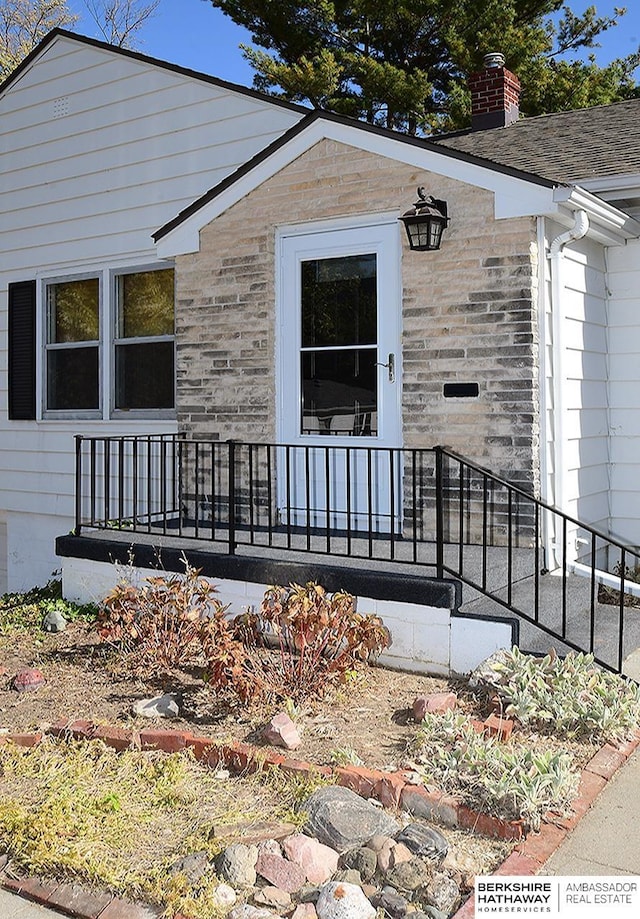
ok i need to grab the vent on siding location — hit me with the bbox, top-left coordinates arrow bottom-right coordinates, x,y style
53,96 -> 70,118
8,280 -> 37,420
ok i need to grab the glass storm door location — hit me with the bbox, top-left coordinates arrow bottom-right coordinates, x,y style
277,222 -> 401,531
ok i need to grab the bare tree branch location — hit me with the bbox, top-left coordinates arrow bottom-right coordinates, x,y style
82,0 -> 159,48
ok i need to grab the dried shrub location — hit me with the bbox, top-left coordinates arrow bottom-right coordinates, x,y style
97,564 -> 227,676
225,582 -> 390,702
99,572 -> 390,705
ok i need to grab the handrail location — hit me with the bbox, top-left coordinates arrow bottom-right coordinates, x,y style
72,434 -> 640,675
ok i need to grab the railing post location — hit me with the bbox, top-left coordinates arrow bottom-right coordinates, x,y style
435,446 -> 444,578
74,435 -> 83,535
227,439 -> 236,555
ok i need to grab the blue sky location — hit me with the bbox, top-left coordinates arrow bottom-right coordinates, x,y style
67,1 -> 640,87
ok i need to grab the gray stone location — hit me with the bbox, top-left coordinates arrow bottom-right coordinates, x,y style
384,858 -> 432,893
303,786 -> 400,853
333,869 -> 364,886
395,825 -> 448,862
410,911 -> 447,919
217,843 -> 259,888
468,649 -> 511,692
228,906 -> 275,919
339,847 -> 378,882
132,693 -> 180,718
316,881 -> 376,919
212,883 -> 237,910
371,890 -> 409,919
426,873 -> 460,916
170,850 -> 210,884
42,608 -> 67,632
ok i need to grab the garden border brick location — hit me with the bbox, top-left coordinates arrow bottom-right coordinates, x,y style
0,724 -> 638,919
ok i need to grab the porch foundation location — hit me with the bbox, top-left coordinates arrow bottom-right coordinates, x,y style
56,534 -> 517,677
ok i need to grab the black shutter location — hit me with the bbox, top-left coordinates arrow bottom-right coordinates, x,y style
8,280 -> 37,420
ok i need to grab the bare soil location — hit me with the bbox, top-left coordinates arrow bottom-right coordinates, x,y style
0,621 -> 598,771
0,621 -> 604,891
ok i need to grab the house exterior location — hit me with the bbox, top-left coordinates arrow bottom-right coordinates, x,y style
0,30 -> 305,592
2,36 -> 640,595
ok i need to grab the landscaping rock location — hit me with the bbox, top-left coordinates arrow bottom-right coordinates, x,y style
412,910 -> 447,919
395,824 -> 448,861
218,844 -> 259,888
425,873 -> 460,916
412,693 -> 457,721
292,904 -> 319,919
332,869 -> 364,886
42,608 -> 67,632
303,786 -> 400,853
228,906 -> 275,919
262,711 -> 301,750
371,890 -> 409,918
12,668 -> 45,692
384,857 -> 432,892
339,847 -> 377,882
283,833 -> 340,884
468,649 -> 511,692
256,851 -> 307,893
170,851 -> 209,884
132,693 -> 180,719
212,883 -> 238,910
376,839 -> 413,874
253,886 -> 292,909
316,881 -> 376,919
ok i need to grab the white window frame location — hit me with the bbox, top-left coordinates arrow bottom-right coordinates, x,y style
40,262 -> 175,421
42,271 -> 103,420
110,264 -> 176,419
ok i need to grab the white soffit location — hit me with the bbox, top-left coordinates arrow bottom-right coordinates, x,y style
155,117 -> 558,258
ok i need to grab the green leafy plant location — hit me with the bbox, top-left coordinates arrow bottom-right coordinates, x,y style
0,578 -> 97,635
411,710 -> 579,830
485,647 -> 640,742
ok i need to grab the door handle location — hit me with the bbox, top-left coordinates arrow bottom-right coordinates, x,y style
376,353 -> 395,383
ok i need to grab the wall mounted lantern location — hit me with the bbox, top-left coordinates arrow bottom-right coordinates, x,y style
399,187 -> 449,251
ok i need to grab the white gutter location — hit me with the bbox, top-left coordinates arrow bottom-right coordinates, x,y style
547,209 -> 590,569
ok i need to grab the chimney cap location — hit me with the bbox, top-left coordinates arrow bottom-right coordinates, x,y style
483,52 -> 506,69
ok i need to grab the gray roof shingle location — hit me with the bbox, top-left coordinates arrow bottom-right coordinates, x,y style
433,98 -> 640,184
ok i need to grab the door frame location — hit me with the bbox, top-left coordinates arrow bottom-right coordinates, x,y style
275,213 -> 403,449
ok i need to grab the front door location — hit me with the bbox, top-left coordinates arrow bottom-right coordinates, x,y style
277,220 -> 402,531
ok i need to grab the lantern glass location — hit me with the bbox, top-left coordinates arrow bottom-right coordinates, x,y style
401,213 -> 446,251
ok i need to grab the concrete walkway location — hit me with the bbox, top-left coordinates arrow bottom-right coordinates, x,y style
545,745 -> 640,876
0,888 -> 64,918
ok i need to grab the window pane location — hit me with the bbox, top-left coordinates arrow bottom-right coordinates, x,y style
119,269 -> 174,338
302,349 -> 377,435
48,278 -> 99,343
47,347 -> 99,410
301,255 -> 376,348
115,341 -> 174,410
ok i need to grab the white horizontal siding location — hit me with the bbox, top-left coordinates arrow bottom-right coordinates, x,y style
0,34 -> 303,587
0,35 -> 302,276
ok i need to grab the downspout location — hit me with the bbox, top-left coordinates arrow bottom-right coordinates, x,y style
547,209 -> 590,568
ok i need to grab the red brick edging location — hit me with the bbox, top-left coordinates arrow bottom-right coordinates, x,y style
1,722 -> 639,919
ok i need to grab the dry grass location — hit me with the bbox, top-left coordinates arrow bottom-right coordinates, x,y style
0,737 -> 310,917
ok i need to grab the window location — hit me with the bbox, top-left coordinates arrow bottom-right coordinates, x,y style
114,268 -> 175,411
42,266 -> 175,416
46,277 -> 100,411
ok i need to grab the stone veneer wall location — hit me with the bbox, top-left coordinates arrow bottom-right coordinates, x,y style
175,139 -> 540,493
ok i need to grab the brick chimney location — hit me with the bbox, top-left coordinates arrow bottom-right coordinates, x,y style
469,52 -> 520,130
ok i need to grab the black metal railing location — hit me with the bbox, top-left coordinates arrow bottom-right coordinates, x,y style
74,434 -> 640,674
